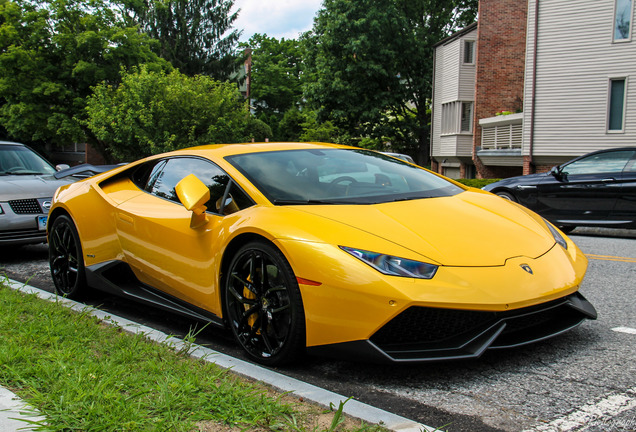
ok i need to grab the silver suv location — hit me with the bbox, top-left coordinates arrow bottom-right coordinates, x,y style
0,141 -> 73,246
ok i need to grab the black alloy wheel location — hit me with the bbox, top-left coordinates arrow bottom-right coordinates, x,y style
224,240 -> 305,365
49,215 -> 87,299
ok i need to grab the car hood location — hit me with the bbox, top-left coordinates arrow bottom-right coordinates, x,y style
290,190 -> 556,267
0,175 -> 75,201
482,172 -> 549,191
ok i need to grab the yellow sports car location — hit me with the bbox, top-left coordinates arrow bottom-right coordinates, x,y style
47,142 -> 596,365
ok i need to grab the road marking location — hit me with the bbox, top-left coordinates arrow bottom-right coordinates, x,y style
524,387 -> 636,432
612,327 -> 636,335
585,254 -> 636,263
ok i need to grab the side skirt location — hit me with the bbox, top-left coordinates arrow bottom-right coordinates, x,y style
85,260 -> 225,329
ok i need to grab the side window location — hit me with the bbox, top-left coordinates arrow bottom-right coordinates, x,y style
614,0 -> 633,41
623,154 -> 636,172
141,157 -> 253,215
463,40 -> 475,64
562,150 -> 635,175
608,78 -> 627,132
219,182 -> 253,216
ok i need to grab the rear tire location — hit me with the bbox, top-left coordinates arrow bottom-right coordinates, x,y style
224,240 -> 305,366
49,215 -> 88,299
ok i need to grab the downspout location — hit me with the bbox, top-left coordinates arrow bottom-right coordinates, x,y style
430,49 -> 436,170
528,0 -> 539,173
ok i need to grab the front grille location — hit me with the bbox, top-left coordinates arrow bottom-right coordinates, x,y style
0,228 -> 45,241
372,307 -> 497,347
9,199 -> 42,214
371,297 -> 573,351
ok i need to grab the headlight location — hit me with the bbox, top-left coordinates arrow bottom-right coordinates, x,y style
340,246 -> 438,279
545,220 -> 568,250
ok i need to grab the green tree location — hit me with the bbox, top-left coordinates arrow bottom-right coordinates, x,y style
122,0 -> 241,79
246,34 -> 304,116
85,66 -> 251,161
242,34 -> 306,140
0,0 -> 167,156
304,0 -> 477,164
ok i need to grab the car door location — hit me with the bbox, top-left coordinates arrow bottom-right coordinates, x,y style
610,151 -> 636,226
115,156 -> 252,312
536,149 -> 635,224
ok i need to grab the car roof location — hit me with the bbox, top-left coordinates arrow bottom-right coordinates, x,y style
0,141 -> 25,147
171,142 -> 352,159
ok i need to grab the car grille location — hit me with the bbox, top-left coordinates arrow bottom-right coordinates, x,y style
372,307 -> 497,347
9,199 -> 43,214
0,228 -> 45,242
370,295 -> 591,359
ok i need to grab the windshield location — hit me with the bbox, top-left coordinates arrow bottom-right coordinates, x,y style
0,145 -> 56,175
226,148 -> 463,204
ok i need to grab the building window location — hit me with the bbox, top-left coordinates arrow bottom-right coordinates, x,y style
441,102 -> 458,134
614,0 -> 632,41
608,78 -> 626,132
460,102 -> 473,132
441,101 -> 473,134
463,40 -> 475,64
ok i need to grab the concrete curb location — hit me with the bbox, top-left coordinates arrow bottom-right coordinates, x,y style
0,386 -> 45,432
6,279 -> 436,432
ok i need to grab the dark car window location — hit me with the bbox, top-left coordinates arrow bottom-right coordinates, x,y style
562,150 -> 636,175
623,155 -> 636,172
137,157 -> 253,215
0,145 -> 56,175
226,148 -> 462,205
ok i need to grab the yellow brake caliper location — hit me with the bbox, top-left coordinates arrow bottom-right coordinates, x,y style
244,275 -> 259,332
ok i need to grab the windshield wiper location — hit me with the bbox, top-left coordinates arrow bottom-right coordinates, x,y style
4,170 -> 44,175
389,195 -> 431,202
273,199 -> 359,205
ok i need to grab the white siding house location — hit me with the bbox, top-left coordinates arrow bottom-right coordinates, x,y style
430,0 -> 636,178
431,23 -> 477,178
523,0 -> 636,168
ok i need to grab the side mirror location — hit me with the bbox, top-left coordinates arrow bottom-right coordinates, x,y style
549,165 -> 562,178
55,164 -> 70,172
175,174 -> 210,228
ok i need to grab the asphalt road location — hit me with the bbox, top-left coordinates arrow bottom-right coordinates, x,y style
2,227 -> 635,432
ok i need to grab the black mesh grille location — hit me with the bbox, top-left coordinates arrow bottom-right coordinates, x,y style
371,297 -> 572,351
372,307 -> 497,346
9,199 -> 42,214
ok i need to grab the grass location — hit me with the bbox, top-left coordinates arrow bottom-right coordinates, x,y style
0,276 -> 386,432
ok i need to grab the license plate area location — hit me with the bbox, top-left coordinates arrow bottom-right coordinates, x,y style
37,215 -> 47,231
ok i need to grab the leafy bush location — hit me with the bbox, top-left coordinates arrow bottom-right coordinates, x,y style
455,178 -> 501,189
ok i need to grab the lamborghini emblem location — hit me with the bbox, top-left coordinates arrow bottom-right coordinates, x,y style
520,264 -> 534,275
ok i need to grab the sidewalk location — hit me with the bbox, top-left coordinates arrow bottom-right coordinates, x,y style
0,386 -> 44,432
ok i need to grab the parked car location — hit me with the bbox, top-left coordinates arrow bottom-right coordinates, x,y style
483,147 -> 636,232
0,141 -> 77,246
0,141 -> 119,247
48,142 -> 596,365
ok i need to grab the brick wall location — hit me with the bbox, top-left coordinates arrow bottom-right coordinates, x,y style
473,0 -> 528,178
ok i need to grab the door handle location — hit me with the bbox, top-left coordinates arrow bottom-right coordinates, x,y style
601,178 -> 616,183
118,213 -> 134,225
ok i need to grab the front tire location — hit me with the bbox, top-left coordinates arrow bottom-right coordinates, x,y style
224,240 -> 305,366
496,191 -> 518,202
49,215 -> 87,299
